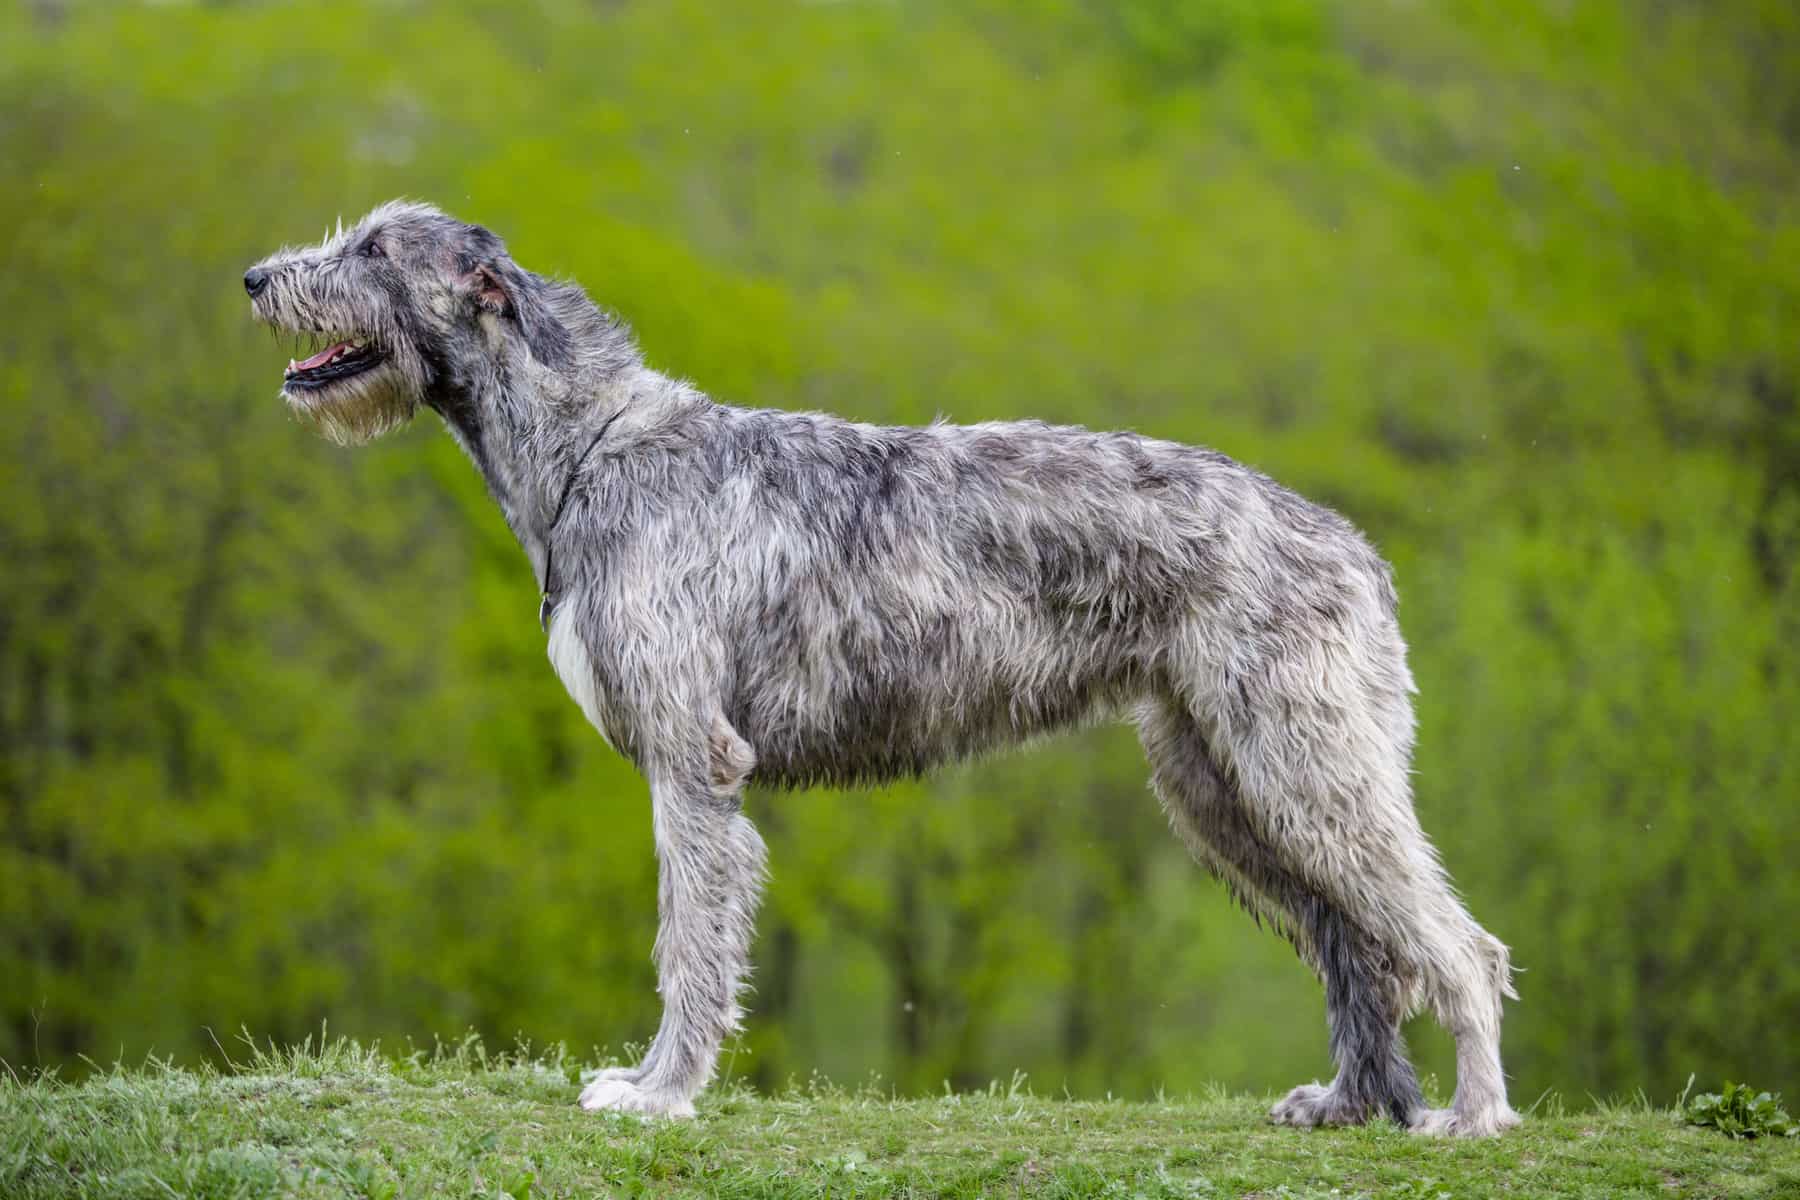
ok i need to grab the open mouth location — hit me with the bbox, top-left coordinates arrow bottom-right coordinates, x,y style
281,335 -> 387,389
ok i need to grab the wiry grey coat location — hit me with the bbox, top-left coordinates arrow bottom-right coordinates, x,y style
245,201 -> 1519,1135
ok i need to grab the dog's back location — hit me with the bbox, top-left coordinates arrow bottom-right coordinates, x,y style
580,401 -> 1401,790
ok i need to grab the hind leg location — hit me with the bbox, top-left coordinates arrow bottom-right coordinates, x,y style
1408,923 -> 1519,1136
1173,673 -> 1520,1137
1139,706 -> 1425,1128
1269,888 -> 1428,1129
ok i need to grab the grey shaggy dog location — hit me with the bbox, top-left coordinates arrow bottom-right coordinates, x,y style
245,201 -> 1520,1136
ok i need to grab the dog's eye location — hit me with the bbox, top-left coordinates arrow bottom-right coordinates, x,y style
357,239 -> 384,259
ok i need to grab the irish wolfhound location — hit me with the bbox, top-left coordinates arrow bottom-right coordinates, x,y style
245,201 -> 1519,1135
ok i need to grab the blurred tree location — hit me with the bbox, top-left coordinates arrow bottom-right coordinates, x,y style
1,0 -> 1795,1102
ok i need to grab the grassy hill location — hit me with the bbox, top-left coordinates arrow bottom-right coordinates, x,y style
3,1041 -> 1795,1198
3,0 -> 1798,1116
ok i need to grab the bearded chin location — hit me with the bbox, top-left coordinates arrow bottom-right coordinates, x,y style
287,376 -> 417,446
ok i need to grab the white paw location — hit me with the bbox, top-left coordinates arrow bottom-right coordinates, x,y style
1270,1081 -> 1335,1127
1409,1104 -> 1521,1137
1410,1107 -> 1458,1136
578,1076 -> 696,1118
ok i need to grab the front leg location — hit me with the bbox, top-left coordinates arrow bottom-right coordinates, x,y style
580,716 -> 766,1117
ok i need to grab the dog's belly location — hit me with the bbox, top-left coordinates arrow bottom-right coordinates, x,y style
730,642 -> 1132,789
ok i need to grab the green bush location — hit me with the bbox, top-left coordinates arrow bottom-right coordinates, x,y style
1685,1082 -> 1797,1139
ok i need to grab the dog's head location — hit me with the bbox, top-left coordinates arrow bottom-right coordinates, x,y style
245,200 -> 569,445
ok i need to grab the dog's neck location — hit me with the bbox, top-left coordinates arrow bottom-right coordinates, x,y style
424,335 -> 696,599
428,366 -> 596,567
422,272 -> 651,563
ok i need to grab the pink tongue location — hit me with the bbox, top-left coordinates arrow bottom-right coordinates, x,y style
296,341 -> 353,371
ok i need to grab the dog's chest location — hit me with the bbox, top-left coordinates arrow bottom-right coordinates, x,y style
545,607 -> 617,751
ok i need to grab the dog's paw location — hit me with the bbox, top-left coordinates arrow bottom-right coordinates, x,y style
578,1076 -> 696,1118
1270,1081 -> 1328,1126
1271,1081 -> 1351,1128
1409,1104 -> 1521,1138
1270,1081 -> 1382,1128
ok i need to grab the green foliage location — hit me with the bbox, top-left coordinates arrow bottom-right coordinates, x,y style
1,0 -> 1797,1110
1685,1082 -> 1797,1140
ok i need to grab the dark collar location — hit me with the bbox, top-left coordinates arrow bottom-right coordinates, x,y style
537,408 -> 624,632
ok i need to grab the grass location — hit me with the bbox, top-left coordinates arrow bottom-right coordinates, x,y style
3,1039 -> 1796,1199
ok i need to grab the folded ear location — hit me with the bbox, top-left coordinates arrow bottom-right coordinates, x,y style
459,247 -> 573,369
467,263 -> 513,317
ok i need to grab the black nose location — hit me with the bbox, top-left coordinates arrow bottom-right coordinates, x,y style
243,268 -> 270,297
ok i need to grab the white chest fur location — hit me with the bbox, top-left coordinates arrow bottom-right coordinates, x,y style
546,606 -> 614,750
